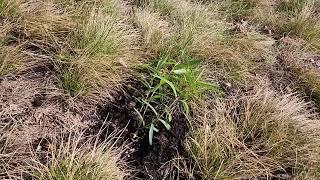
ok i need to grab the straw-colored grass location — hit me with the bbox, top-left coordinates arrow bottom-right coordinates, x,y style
186,86 -> 320,179
29,131 -> 129,180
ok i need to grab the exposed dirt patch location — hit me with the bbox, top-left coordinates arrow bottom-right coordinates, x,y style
130,113 -> 189,179
0,70 -> 97,176
91,82 -> 196,179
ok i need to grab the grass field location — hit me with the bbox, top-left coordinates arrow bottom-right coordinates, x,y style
1,0 -> 320,179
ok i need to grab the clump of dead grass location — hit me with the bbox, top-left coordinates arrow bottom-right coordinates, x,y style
27,131 -> 129,180
0,45 -> 22,75
185,85 -> 320,179
135,0 -> 276,84
0,0 -> 23,75
221,0 -> 320,52
135,8 -> 172,55
0,70 -> 130,179
3,0 -> 141,96
70,6 -> 140,93
0,126 -> 129,179
0,0 -> 21,18
19,0 -> 74,50
260,0 -> 320,51
0,72 -> 114,178
277,37 -> 320,107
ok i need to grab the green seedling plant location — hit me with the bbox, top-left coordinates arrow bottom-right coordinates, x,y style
134,53 -> 220,145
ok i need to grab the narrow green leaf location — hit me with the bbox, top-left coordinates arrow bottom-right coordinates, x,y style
165,107 -> 172,122
188,59 -> 201,66
133,107 -> 145,126
156,57 -> 168,70
160,119 -> 171,130
181,100 -> 190,115
140,78 -> 152,89
151,81 -> 163,94
174,63 -> 188,70
153,126 -> 159,132
142,99 -> 158,116
149,124 -> 159,145
149,124 -> 154,145
153,95 -> 162,99
173,68 -> 187,74
153,75 -> 177,97
198,81 -> 220,91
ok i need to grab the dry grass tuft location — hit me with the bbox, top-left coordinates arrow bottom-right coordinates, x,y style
3,0 -> 142,96
0,0 -> 21,18
0,45 -> 22,75
224,0 -> 320,52
135,8 -> 172,55
16,0 -> 74,54
0,72 -> 130,179
261,0 -> 320,51
277,37 -> 320,107
136,0 -> 276,83
185,85 -> 320,179
71,6 -> 140,92
28,131 -> 129,180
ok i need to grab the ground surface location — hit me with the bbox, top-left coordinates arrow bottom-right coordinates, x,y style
1,0 -> 320,179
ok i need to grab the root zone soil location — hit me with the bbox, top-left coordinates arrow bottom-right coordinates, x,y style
92,83 -> 197,179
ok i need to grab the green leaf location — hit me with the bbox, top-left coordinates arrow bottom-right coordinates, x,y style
152,75 -> 177,97
142,99 -> 158,116
159,119 -> 171,130
174,63 -> 189,70
173,68 -> 187,74
149,124 -> 159,145
165,107 -> 172,122
149,124 -> 155,145
151,82 -> 163,94
140,63 -> 151,69
153,95 -> 162,99
153,126 -> 159,132
141,78 -> 152,89
188,59 -> 201,66
156,56 -> 169,70
197,81 -> 220,91
181,100 -> 190,115
133,107 -> 145,126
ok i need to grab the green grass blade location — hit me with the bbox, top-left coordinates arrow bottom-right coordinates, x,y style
152,74 -> 177,97
159,119 -> 171,130
141,99 -> 158,116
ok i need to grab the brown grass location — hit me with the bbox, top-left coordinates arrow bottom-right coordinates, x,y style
185,85 -> 320,179
225,0 -> 320,52
277,37 -> 320,107
0,46 -> 22,75
135,7 -> 172,56
28,131 -> 129,180
136,0 -> 276,84
2,0 -> 142,96
1,0 -> 320,179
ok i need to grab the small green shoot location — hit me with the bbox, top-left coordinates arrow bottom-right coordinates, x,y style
134,53 -> 220,145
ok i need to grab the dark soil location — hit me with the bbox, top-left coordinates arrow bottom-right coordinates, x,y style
90,82 -> 197,180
